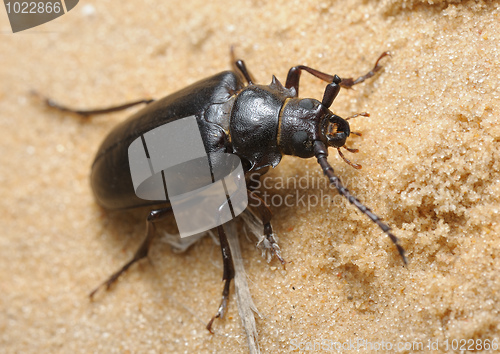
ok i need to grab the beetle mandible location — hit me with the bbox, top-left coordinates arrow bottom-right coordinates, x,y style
43,50 -> 406,332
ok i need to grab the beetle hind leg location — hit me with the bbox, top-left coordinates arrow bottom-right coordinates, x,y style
32,90 -> 154,117
89,206 -> 173,299
206,225 -> 235,333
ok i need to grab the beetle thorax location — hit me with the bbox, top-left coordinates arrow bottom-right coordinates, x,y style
229,80 -> 295,171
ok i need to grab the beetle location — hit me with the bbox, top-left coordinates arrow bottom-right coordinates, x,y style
42,50 -> 406,332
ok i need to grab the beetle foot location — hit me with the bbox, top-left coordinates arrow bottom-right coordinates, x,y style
206,294 -> 229,334
257,233 -> 286,266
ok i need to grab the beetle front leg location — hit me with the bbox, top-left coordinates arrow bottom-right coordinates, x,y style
339,52 -> 390,89
206,225 -> 235,333
247,190 -> 285,265
89,206 -> 172,299
285,65 -> 338,97
285,52 -> 390,95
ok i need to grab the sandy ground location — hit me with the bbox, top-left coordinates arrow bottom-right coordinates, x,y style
1,0 -> 500,352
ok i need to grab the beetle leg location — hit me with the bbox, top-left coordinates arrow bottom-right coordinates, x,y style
206,225 -> 235,333
313,140 -> 408,265
89,206 -> 172,299
285,65 -> 337,96
247,190 -> 286,265
339,52 -> 391,89
231,47 -> 255,85
285,52 -> 390,95
32,91 -> 154,117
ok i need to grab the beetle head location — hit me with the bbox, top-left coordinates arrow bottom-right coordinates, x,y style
279,97 -> 362,169
279,98 -> 350,157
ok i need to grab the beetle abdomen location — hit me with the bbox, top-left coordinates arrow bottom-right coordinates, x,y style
91,71 -> 243,210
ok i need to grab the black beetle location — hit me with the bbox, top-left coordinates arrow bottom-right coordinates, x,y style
43,50 -> 406,332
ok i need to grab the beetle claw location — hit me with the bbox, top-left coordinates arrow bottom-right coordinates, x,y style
256,233 -> 287,267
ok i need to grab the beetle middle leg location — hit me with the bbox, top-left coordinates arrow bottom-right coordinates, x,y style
247,190 -> 285,265
231,47 -> 255,85
89,206 -> 173,299
206,225 -> 235,333
284,52 -> 390,96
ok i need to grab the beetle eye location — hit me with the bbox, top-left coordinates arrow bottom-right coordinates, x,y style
292,130 -> 310,155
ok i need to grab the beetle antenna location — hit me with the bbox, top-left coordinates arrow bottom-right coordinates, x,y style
342,146 -> 359,153
337,148 -> 362,169
314,141 -> 407,265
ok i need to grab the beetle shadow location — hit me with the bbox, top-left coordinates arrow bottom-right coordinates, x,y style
94,206 -> 151,257
90,204 -> 219,296
90,205 -> 181,282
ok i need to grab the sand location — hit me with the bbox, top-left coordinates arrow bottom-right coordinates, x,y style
1,0 -> 499,352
